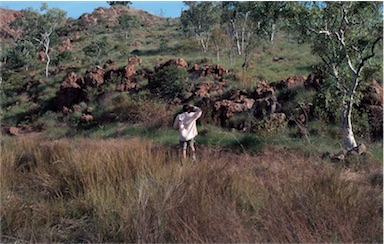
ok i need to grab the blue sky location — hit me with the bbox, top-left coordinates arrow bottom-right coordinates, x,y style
0,1 -> 186,18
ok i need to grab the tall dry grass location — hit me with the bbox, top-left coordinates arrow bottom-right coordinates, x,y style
1,135 -> 382,243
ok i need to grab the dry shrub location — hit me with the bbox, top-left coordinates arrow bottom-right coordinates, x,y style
99,94 -> 173,128
1,135 -> 382,243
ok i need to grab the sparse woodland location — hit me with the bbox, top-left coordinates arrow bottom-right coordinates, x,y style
1,2 -> 383,243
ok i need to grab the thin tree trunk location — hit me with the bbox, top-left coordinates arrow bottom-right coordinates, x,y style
230,20 -> 241,55
270,23 -> 276,43
241,11 -> 251,55
341,76 -> 359,149
44,35 -> 50,77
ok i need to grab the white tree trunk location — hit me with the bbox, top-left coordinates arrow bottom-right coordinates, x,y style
241,11 -> 251,56
230,20 -> 241,56
341,100 -> 357,150
44,34 -> 50,78
270,23 -> 276,43
341,76 -> 360,150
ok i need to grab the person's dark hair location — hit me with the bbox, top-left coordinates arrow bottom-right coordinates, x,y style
183,104 -> 194,113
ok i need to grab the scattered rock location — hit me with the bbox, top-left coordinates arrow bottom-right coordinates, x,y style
8,127 -> 19,136
252,81 -> 275,99
277,75 -> 306,89
155,58 -> 188,72
273,57 -> 284,62
103,59 -> 116,69
189,64 -> 228,81
347,143 -> 367,156
362,80 -> 383,107
80,114 -> 93,122
84,66 -> 105,87
331,150 -> 346,161
304,67 -> 325,90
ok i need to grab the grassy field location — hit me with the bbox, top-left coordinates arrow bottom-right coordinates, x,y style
1,133 -> 382,243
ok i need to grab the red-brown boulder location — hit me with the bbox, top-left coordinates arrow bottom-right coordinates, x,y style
56,72 -> 86,111
305,67 -> 325,90
362,80 -> 383,107
154,58 -> 188,72
252,81 -> 275,99
58,38 -> 72,51
61,72 -> 83,89
278,75 -> 306,89
103,59 -> 116,69
367,105 -> 383,141
84,66 -> 105,87
189,64 -> 228,81
8,127 -> 19,136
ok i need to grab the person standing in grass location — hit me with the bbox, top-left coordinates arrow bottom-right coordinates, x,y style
173,104 -> 202,160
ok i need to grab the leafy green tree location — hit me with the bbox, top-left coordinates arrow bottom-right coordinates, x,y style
116,14 -> 139,40
3,41 -> 35,70
290,2 -> 383,149
52,50 -> 73,66
107,1 -> 131,6
251,1 -> 288,43
211,27 -> 228,61
11,3 -> 66,77
83,36 -> 112,65
181,1 -> 222,53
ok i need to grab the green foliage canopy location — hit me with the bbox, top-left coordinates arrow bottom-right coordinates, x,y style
10,3 -> 67,77
288,1 -> 383,148
107,1 -> 131,6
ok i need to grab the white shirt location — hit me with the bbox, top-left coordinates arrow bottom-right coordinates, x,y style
173,106 -> 202,141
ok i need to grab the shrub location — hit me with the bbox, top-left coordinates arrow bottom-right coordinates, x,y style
93,93 -> 173,127
149,66 -> 190,100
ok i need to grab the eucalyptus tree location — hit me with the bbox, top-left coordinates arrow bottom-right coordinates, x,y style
3,41 -> 35,71
181,1 -> 222,53
290,1 -> 383,149
219,2 -> 288,71
211,27 -> 228,61
11,3 -> 66,77
252,1 -> 287,43
83,36 -> 112,65
220,1 -> 245,56
116,14 -> 139,41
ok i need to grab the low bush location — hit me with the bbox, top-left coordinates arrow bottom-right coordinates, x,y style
149,66 -> 190,100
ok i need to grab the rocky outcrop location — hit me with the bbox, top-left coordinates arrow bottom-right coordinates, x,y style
304,67 -> 325,90
324,143 -> 368,162
84,66 -> 105,87
8,126 -> 19,136
277,75 -> 306,89
58,38 -> 73,52
362,80 -> 383,141
56,72 -> 86,111
0,8 -> 24,39
189,64 -> 228,81
193,80 -> 226,98
116,55 -> 142,92
362,80 -> 383,107
367,105 -> 383,141
154,58 -> 188,72
252,80 -> 275,99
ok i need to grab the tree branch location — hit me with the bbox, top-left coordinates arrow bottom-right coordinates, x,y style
356,36 -> 382,75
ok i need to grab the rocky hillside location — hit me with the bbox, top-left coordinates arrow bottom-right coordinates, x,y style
1,5 -> 383,144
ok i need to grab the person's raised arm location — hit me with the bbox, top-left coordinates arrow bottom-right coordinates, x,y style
193,106 -> 202,119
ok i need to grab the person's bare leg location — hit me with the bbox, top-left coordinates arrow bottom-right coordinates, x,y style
182,148 -> 187,159
190,145 -> 196,161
